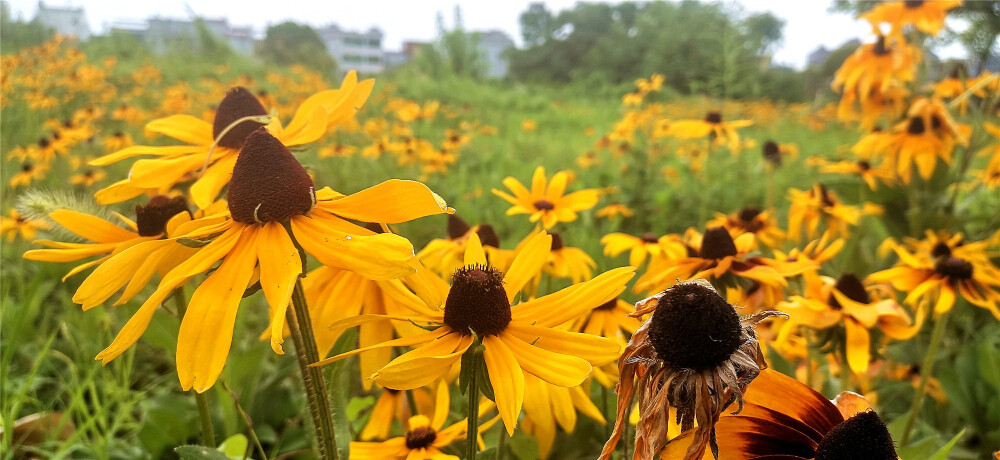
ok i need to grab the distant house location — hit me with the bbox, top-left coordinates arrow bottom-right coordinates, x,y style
143,17 -> 254,55
317,24 -> 384,76
477,30 -> 514,78
35,1 -> 89,40
806,46 -> 829,69
384,41 -> 428,71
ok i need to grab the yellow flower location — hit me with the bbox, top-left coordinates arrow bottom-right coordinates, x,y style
492,166 -> 599,229
522,119 -> 537,132
880,98 -> 967,182
760,140 -> 799,167
0,209 -> 48,242
594,203 -> 632,219
666,111 -> 753,152
869,233 -> 1000,319
102,131 -> 133,152
359,384 -> 437,441
601,232 -> 686,268
91,72 -> 374,209
706,207 -> 785,249
10,162 -> 49,188
316,231 -> 635,435
70,169 -> 107,187
417,215 -> 511,279
81,129 -> 451,392
521,375 -> 606,459
776,273 -> 920,374
860,0 -> 961,40
350,381 -> 495,459
787,184 -> 871,241
541,232 -> 596,283
832,35 -> 919,126
807,157 -> 895,190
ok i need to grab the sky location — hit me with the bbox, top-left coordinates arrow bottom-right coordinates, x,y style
7,0 -> 967,69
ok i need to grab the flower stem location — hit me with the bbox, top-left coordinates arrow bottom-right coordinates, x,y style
466,358 -> 480,460
900,308 -> 949,446
496,426 -> 506,460
288,279 -> 339,459
171,291 -> 216,447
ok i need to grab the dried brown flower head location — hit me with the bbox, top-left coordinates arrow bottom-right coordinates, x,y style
599,280 -> 785,460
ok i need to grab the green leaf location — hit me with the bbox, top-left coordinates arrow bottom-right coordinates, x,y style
177,237 -> 213,248
218,434 -> 248,459
928,429 -> 965,460
978,340 -> 1000,391
477,446 -> 498,460
174,445 -> 229,460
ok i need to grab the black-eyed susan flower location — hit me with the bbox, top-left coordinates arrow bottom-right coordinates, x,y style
541,232 -> 595,283
91,72 -> 373,209
599,281 -> 783,460
807,156 -> 895,190
417,215 -> 510,279
0,208 -> 48,242
666,111 -> 752,152
316,231 -> 635,435
87,129 -> 451,392
787,184 -> 875,241
832,35 -> 919,126
10,162 -> 48,188
359,384 -> 436,441
350,384 -> 496,460
761,139 -> 798,167
661,368 -> 898,459
635,227 -> 790,305
492,166 -> 599,230
70,169 -> 106,187
860,0 -> 961,40
776,273 -> 919,375
707,207 -> 785,249
101,131 -> 132,152
594,203 -> 633,220
869,232 -> 1000,319
601,231 -> 686,268
881,97 -> 968,182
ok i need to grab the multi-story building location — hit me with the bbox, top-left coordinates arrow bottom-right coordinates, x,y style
143,17 -> 254,55
35,1 -> 90,40
317,24 -> 384,76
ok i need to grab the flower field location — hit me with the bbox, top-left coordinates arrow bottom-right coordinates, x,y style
2,2 -> 1000,459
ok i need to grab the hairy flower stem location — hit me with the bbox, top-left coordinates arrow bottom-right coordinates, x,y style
171,291 -> 216,447
466,357 -> 480,460
288,279 -> 339,459
901,309 -> 950,446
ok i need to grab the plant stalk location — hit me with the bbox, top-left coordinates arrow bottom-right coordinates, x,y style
288,279 -> 339,459
900,308 -> 950,446
466,358 -> 480,460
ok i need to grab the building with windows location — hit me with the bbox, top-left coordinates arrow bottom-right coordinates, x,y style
35,1 -> 90,40
478,30 -> 514,78
317,24 -> 384,76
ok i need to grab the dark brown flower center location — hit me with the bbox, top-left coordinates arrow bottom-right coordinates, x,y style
227,128 -> 315,224
930,242 -> 952,258
648,282 -> 742,370
213,86 -> 269,149
873,36 -> 891,56
815,411 -> 897,460
443,265 -> 511,336
904,0 -> 924,8
705,111 -> 723,124
640,232 -> 659,244
404,426 -> 438,449
934,256 -> 973,280
21,163 -> 33,172
38,138 -> 50,148
534,199 -> 555,211
135,195 -> 190,237
829,273 -> 870,310
907,116 -> 926,135
550,232 -> 564,251
857,160 -> 871,171
476,224 -> 500,248
699,226 -> 738,260
816,184 -> 836,207
447,214 -> 471,239
762,140 -> 781,164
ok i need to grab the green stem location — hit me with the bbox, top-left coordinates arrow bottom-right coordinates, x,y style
601,385 -> 612,440
901,309 -> 950,446
466,359 -> 480,460
496,426 -> 506,460
171,291 -> 216,447
288,280 -> 339,459
839,349 -> 851,393
804,327 -> 814,390
405,389 -> 419,417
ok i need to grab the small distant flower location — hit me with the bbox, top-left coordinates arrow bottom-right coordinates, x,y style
601,231 -> 686,268
706,207 -> 784,249
760,139 -> 798,167
787,184 -> 870,241
70,169 -> 106,187
860,0 -> 961,40
522,119 -> 537,132
492,166 -> 599,229
0,209 -> 48,242
10,162 -> 49,188
666,111 -> 753,152
594,203 -> 632,220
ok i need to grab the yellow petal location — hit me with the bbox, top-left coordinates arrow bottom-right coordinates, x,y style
318,180 -> 452,224
144,114 -> 213,145
292,215 -> 416,280
257,222 -> 303,354
500,331 -> 591,387
463,232 -> 486,267
483,335 -> 525,436
503,231 -> 551,301
50,209 -> 137,243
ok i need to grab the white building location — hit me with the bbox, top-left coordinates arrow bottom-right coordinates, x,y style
477,30 -> 514,78
317,24 -> 384,76
142,17 -> 254,55
35,1 -> 90,40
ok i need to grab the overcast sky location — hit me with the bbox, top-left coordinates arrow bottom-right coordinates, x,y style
6,0 -> 966,69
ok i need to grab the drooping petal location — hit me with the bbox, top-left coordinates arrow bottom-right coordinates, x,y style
49,209 -> 137,243
257,222 -> 303,354
500,331 -> 591,387
483,335 -> 525,435
144,114 -> 213,145
292,215 -> 416,280
317,180 -> 452,224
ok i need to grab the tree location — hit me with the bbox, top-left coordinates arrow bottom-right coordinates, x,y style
257,22 -> 336,76
414,6 -> 486,79
520,2 -> 554,47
